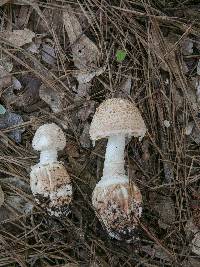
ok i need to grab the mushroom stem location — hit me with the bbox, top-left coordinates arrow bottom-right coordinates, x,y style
40,149 -> 58,164
103,134 -> 126,178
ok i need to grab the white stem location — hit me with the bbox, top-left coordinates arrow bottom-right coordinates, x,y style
103,134 -> 126,178
40,149 -> 58,164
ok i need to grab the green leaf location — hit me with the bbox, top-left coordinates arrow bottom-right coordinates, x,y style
116,50 -> 127,62
0,104 -> 6,115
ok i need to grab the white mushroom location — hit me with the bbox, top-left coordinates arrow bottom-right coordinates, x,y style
89,98 -> 146,241
30,123 -> 72,217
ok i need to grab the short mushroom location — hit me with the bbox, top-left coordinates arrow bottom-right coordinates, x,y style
30,123 -> 72,217
89,98 -> 146,241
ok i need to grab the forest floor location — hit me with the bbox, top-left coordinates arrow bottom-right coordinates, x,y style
0,1 -> 200,266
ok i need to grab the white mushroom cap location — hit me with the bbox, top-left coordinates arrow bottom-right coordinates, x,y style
32,123 -> 66,152
89,98 -> 146,141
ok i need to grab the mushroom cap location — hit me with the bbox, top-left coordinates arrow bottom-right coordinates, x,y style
89,98 -> 146,141
32,123 -> 66,152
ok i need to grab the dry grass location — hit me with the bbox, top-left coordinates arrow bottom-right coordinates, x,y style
0,0 -> 200,266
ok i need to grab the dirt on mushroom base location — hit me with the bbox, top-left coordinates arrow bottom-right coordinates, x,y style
0,1 -> 200,267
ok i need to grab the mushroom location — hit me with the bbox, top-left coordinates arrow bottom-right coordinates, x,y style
89,98 -> 146,241
30,123 -> 72,217
0,185 -> 4,207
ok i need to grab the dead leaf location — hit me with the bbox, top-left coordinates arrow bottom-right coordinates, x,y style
0,28 -> 35,47
75,66 -> 105,84
80,122 -> 91,148
36,7 -> 63,34
7,195 -> 33,215
75,83 -> 91,100
39,83 -> 66,113
2,75 -> 41,108
0,112 -> 25,143
1,177 -> 30,193
71,35 -> 100,70
0,0 -> 9,6
16,5 -> 32,28
63,7 -> 100,71
185,121 -> 194,135
182,258 -> 200,267
150,194 -> 176,229
63,7 -> 83,44
181,38 -> 193,55
77,101 -> 95,121
141,244 -> 171,262
41,43 -> 56,65
115,74 -> 132,98
185,220 -> 200,256
0,65 -> 12,91
121,75 -> 132,95
0,55 -> 13,72
189,119 -> 200,144
166,33 -> 193,55
26,41 -> 41,54
65,141 -> 79,158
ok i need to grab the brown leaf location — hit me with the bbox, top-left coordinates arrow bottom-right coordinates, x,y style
2,75 -> 41,108
39,83 -> 66,113
71,35 -> 100,70
63,7 -> 100,71
0,28 -> 35,47
41,43 -> 56,66
150,194 -> 176,229
0,111 -> 25,143
63,7 -> 83,44
75,66 -> 105,84
65,141 -> 79,158
0,0 -> 10,6
77,101 -> 96,121
0,65 -> 12,92
141,244 -> 171,262
80,122 -> 91,148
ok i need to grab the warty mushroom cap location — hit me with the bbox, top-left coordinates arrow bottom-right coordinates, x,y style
89,98 -> 146,141
32,123 -> 66,152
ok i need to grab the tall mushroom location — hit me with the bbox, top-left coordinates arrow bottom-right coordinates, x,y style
30,123 -> 72,217
89,98 -> 146,241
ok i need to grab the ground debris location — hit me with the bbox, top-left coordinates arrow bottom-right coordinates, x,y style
0,65 -> 12,91
63,7 -> 83,45
65,141 -> 79,158
77,100 -> 96,122
185,219 -> 200,256
0,28 -> 35,47
39,83 -> 66,113
149,194 -> 176,229
2,75 -> 41,108
0,0 -> 10,6
41,43 -> 56,66
63,5 -> 104,93
0,111 -> 25,143
141,244 -> 171,262
0,1 -> 200,266
80,122 -> 91,148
